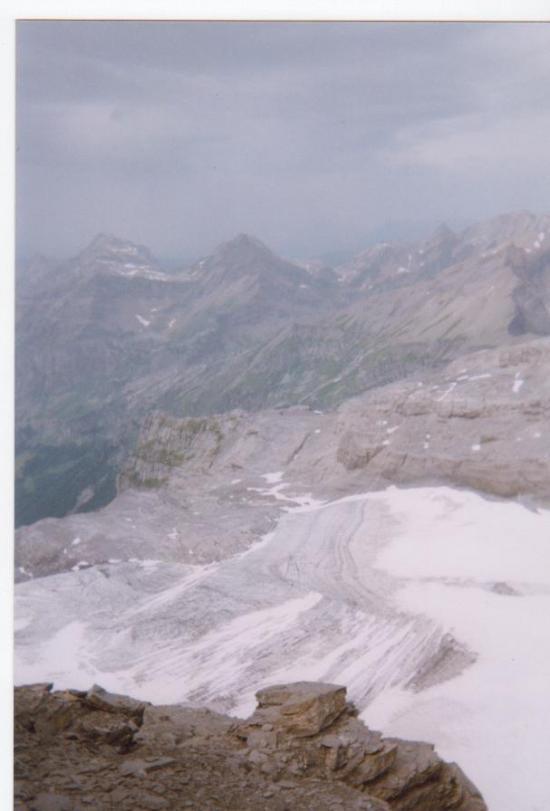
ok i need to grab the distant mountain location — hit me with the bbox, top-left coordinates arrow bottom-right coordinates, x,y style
15,211 -> 550,526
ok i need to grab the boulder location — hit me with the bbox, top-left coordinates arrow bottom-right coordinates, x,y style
83,684 -> 149,721
251,681 -> 348,736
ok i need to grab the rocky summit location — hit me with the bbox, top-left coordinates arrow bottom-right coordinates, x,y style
14,681 -> 486,811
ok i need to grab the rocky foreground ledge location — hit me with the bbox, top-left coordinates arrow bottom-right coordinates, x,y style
14,681 -> 487,811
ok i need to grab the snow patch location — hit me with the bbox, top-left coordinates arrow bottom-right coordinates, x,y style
262,472 -> 284,484
368,488 -> 550,811
512,374 -> 524,394
71,561 -> 91,571
436,381 -> 457,401
15,485 -> 550,811
16,621 -> 96,690
140,560 -> 162,569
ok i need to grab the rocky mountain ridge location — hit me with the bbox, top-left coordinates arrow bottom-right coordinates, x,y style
14,681 -> 486,811
16,210 -> 550,527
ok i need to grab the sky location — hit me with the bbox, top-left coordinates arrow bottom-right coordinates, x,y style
16,20 -> 550,263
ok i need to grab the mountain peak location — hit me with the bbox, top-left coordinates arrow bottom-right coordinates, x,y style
191,233 -> 325,297
460,210 -> 542,248
213,233 -> 276,264
76,233 -> 156,267
231,232 -> 266,247
429,223 -> 456,243
73,234 -> 168,281
81,233 -> 153,259
87,232 -> 120,249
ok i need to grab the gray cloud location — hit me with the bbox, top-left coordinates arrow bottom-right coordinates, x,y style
16,21 -> 550,262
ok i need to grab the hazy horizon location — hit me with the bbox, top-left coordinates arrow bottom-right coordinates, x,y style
16,21 -> 550,262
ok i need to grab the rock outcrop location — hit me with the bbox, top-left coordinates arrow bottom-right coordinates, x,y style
15,335 -> 550,582
14,681 -> 486,811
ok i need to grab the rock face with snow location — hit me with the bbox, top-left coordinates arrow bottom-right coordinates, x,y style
14,681 -> 486,811
16,211 -> 550,526
15,334 -> 550,582
333,338 -> 550,500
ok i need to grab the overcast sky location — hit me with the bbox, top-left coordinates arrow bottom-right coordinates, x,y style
16,20 -> 550,263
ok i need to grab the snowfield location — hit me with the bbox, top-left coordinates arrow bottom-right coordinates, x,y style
15,485 -> 550,811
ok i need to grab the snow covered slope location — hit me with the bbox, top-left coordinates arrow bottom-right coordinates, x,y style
15,483 -> 550,811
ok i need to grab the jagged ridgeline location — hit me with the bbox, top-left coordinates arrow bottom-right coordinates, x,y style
15,211 -> 550,526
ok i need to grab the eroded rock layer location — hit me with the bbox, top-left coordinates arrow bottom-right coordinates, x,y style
14,681 -> 486,811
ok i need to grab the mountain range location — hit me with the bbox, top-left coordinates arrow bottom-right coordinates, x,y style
16,210 -> 550,527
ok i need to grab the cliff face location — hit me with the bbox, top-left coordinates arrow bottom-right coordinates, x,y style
124,336 -> 550,503
14,681 -> 487,811
118,413 -> 229,491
